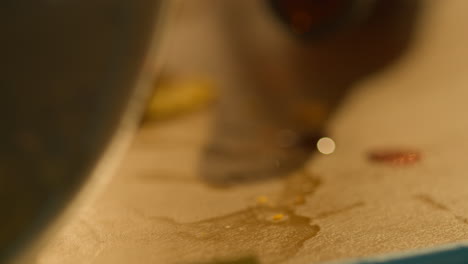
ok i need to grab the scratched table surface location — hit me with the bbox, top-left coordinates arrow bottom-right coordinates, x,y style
39,1 -> 468,264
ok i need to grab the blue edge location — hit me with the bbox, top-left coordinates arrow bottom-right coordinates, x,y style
348,245 -> 468,264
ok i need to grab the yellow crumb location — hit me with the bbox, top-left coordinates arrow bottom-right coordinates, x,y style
144,76 -> 216,122
272,213 -> 285,221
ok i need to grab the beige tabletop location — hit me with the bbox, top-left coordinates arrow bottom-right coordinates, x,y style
39,1 -> 468,263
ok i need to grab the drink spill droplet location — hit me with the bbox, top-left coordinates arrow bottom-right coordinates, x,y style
147,172 -> 322,263
368,149 -> 421,166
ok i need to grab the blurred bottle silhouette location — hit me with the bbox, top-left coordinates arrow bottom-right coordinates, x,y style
0,0 -> 161,262
200,0 -> 420,185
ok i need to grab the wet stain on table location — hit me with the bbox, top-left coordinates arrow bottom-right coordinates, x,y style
368,149 -> 421,166
312,202 -> 365,220
137,171 -> 363,263
414,194 -> 468,225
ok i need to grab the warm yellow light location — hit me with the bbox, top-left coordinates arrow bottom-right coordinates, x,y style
317,137 -> 336,155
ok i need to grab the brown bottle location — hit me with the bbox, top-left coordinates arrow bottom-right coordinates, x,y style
200,0 -> 420,185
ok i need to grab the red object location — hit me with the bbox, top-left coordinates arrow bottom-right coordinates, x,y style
270,0 -> 352,35
368,150 -> 421,166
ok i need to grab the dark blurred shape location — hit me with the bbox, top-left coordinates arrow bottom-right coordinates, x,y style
0,0 -> 160,262
200,0 -> 420,186
269,0 -> 373,38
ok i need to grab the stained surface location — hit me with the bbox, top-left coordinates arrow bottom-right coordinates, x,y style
129,172 -> 323,264
368,150 -> 421,166
39,1 -> 468,264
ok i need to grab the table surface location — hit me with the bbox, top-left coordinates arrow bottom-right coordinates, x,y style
38,1 -> 468,263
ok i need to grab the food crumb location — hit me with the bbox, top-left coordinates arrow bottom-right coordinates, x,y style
143,75 -> 216,122
272,213 -> 285,221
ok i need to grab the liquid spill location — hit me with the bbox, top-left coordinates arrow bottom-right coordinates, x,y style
368,149 -> 421,166
163,207 -> 319,264
312,202 -> 365,220
414,194 -> 468,225
141,172 -> 364,264
144,172 -> 321,264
